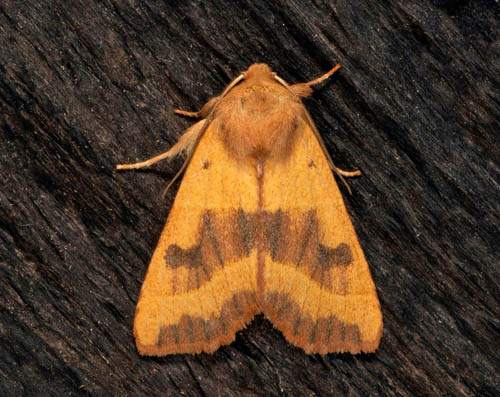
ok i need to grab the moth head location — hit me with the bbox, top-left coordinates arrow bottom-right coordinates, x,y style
242,63 -> 275,82
219,64 -> 285,100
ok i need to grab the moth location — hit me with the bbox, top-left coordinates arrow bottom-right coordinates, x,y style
117,63 -> 382,355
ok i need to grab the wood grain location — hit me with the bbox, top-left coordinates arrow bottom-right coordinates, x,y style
0,1 -> 498,395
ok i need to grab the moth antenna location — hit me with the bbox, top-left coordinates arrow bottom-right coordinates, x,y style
220,74 -> 244,96
274,74 -> 290,88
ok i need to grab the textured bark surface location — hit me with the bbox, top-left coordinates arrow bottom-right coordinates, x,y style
0,1 -> 498,395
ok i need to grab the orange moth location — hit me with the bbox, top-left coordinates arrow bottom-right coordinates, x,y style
117,63 -> 382,355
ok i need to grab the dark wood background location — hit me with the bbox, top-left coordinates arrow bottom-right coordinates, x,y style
1,1 -> 498,395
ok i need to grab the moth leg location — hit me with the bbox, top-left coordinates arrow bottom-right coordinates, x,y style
116,120 -> 206,170
334,167 -> 361,177
116,150 -> 174,170
290,64 -> 342,97
331,166 -> 360,195
174,96 -> 219,119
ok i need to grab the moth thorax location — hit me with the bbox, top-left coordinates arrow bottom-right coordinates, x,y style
218,102 -> 300,162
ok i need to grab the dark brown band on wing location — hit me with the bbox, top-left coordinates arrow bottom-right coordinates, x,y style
165,210 -> 257,269
164,209 -> 353,292
263,210 -> 352,267
153,291 -> 257,354
263,292 -> 366,354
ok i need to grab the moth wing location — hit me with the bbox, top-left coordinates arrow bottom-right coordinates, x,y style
261,118 -> 383,354
134,122 -> 259,355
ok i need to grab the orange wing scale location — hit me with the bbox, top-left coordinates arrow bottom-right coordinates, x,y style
126,63 -> 382,355
133,119 -> 382,355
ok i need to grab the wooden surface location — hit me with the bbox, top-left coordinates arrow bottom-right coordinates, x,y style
0,1 -> 498,395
